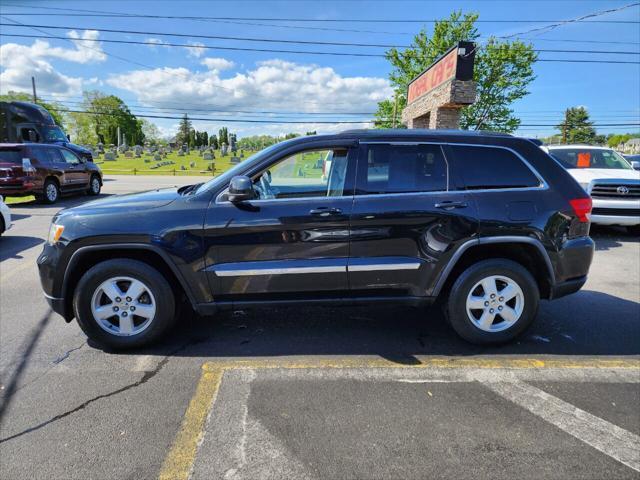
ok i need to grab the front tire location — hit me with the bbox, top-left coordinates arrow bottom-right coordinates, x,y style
73,259 -> 176,349
42,179 -> 60,204
445,259 -> 539,345
627,225 -> 640,237
88,175 -> 101,196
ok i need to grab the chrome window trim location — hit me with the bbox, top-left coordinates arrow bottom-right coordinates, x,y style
215,140 -> 547,204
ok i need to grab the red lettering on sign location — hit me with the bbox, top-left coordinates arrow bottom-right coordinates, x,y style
408,48 -> 459,103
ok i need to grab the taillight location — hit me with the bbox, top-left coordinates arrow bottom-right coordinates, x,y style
569,197 -> 592,223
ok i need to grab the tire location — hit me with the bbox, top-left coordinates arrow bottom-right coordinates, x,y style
88,175 -> 101,196
73,259 -> 176,349
627,225 -> 640,237
445,259 -> 539,345
42,179 -> 60,204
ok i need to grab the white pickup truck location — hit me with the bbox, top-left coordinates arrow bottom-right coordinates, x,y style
545,145 -> 640,235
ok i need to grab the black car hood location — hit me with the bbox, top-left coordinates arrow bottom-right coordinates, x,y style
61,188 -> 180,215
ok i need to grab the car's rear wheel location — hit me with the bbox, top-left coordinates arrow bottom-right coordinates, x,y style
42,179 -> 60,204
446,259 -> 539,345
88,175 -> 101,196
73,259 -> 176,349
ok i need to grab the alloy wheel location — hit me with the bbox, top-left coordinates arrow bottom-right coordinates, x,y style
90,276 -> 157,336
465,275 -> 524,332
46,183 -> 58,202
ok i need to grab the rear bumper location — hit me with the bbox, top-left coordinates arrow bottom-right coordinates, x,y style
550,275 -> 587,299
0,179 -> 38,196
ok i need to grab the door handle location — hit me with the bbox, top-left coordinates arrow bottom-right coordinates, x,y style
310,207 -> 342,216
435,200 -> 468,210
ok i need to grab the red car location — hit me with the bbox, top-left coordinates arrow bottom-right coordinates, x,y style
0,143 -> 102,204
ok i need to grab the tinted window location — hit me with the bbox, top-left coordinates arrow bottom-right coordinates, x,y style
0,149 -> 23,164
450,146 -> 540,190
31,146 -> 61,164
358,144 -> 447,195
20,127 -> 40,142
253,148 -> 350,199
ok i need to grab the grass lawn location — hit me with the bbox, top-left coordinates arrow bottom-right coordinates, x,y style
95,150 -> 253,176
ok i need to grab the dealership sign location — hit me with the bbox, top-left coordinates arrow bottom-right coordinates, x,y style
407,41 -> 476,104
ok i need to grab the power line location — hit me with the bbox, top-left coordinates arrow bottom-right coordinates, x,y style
2,23 -> 640,54
3,33 -> 640,63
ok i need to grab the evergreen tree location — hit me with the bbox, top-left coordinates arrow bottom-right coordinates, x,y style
556,107 -> 597,144
176,114 -> 192,145
218,127 -> 229,146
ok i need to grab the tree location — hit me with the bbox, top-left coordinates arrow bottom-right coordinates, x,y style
218,127 -> 229,146
67,111 -> 98,144
141,119 -> 162,144
176,113 -> 192,145
375,11 -> 537,132
556,107 -> 596,144
0,91 -> 66,128
82,91 -> 144,145
209,134 -> 219,149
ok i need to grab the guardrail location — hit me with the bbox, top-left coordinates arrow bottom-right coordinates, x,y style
99,168 -> 218,176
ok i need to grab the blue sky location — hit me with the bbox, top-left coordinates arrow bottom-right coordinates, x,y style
0,0 -> 638,140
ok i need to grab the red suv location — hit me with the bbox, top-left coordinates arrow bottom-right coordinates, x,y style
0,143 -> 102,203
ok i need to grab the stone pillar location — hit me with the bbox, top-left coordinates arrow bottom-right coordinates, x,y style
402,79 -> 476,130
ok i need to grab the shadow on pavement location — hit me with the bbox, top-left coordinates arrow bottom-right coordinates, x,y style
0,235 -> 44,261
591,226 -> 639,251
98,289 -> 639,361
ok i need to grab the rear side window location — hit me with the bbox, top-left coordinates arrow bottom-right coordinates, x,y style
358,144 -> 448,194
450,145 -> 540,190
31,146 -> 60,164
0,149 -> 23,164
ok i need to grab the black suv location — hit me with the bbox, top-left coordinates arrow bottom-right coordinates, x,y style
37,130 -> 594,349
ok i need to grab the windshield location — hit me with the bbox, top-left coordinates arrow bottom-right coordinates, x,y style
195,141 -> 291,195
550,148 -> 633,170
42,125 -> 68,142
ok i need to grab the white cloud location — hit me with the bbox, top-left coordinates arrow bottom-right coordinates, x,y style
0,32 -> 106,96
144,38 -> 167,48
107,58 -> 392,117
185,41 -> 206,58
200,57 -> 235,71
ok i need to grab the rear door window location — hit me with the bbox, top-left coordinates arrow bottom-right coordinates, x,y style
31,146 -> 61,165
449,145 -> 541,190
0,149 -> 24,164
357,144 -> 448,194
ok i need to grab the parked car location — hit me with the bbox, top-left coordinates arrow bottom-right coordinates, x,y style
545,145 -> 640,234
0,101 -> 93,161
38,129 -> 594,349
0,195 -> 11,235
0,143 -> 102,204
623,154 -> 640,170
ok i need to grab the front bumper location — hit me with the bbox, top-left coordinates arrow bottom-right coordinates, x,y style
590,198 -> 640,226
37,242 -> 71,320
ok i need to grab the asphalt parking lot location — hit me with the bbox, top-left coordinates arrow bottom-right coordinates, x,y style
1,175 -> 639,480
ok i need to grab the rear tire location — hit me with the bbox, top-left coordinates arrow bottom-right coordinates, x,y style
445,259 -> 539,345
42,179 -> 60,204
73,259 -> 176,349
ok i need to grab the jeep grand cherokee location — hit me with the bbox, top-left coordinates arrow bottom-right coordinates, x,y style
37,129 -> 594,349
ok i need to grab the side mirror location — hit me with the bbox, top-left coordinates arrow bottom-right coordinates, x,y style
632,161 -> 640,171
228,175 -> 256,202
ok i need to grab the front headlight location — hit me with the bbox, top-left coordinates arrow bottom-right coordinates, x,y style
47,224 -> 65,244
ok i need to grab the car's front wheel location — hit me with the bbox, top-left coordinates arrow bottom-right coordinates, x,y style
88,175 -> 101,196
73,259 -> 176,349
446,259 -> 539,345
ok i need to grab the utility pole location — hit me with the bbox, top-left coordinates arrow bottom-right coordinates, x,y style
392,92 -> 398,128
31,76 -> 37,103
561,109 -> 568,144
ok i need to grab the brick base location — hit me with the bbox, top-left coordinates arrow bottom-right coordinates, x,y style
402,79 -> 476,130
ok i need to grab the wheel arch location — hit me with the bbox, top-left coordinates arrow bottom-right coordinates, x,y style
62,243 -> 197,321
433,236 -> 555,300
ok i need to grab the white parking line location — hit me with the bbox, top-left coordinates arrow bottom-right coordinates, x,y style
486,381 -> 640,473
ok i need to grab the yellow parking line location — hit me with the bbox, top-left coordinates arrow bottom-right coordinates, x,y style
158,369 -> 223,480
159,356 -> 639,479
201,356 -> 640,372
